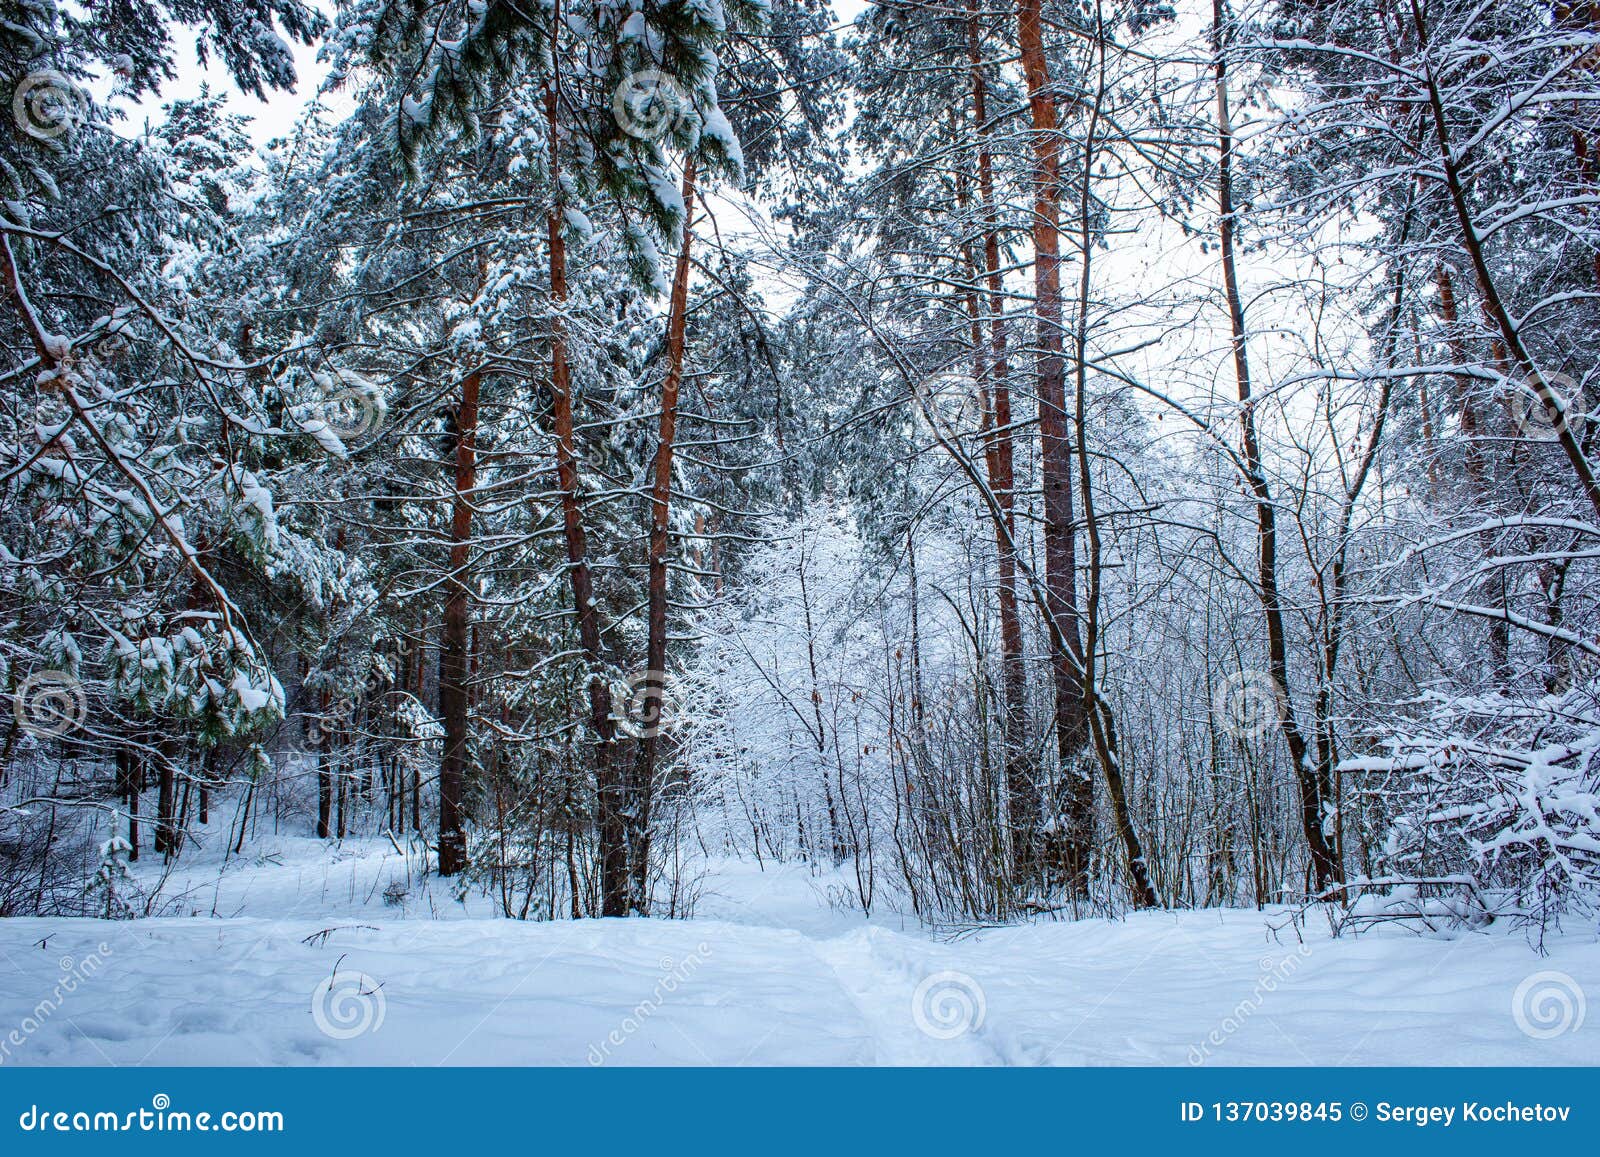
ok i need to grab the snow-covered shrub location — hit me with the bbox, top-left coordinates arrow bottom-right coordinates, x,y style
0,806 -> 100,917
86,832 -> 138,919
1345,681 -> 1600,932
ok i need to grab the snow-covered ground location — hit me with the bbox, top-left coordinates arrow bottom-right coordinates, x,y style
0,838 -> 1595,1066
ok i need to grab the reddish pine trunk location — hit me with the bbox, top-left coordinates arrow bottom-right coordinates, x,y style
436,368 -> 480,877
1014,0 -> 1093,894
967,3 -> 1035,892
1433,263 -> 1511,677
630,158 -> 699,913
155,741 -> 178,858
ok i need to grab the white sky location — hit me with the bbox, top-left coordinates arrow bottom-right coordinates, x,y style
110,21 -> 325,147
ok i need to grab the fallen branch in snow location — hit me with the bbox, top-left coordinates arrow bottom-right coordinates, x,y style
300,926 -> 380,948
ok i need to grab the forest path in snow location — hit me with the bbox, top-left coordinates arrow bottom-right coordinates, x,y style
807,927 -> 1006,1064
0,841 -> 1595,1065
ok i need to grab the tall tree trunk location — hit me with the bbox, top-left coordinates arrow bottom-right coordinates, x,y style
545,61 -> 624,915
1014,0 -> 1094,897
1213,0 -> 1341,893
233,777 -> 252,856
1071,9 -> 1158,908
1434,263 -> 1511,678
436,368 -> 480,877
316,690 -> 333,840
966,2 -> 1036,896
116,746 -> 139,862
336,728 -> 349,841
630,157 -> 699,913
412,621 -> 425,836
156,535 -> 207,859
155,738 -> 178,858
